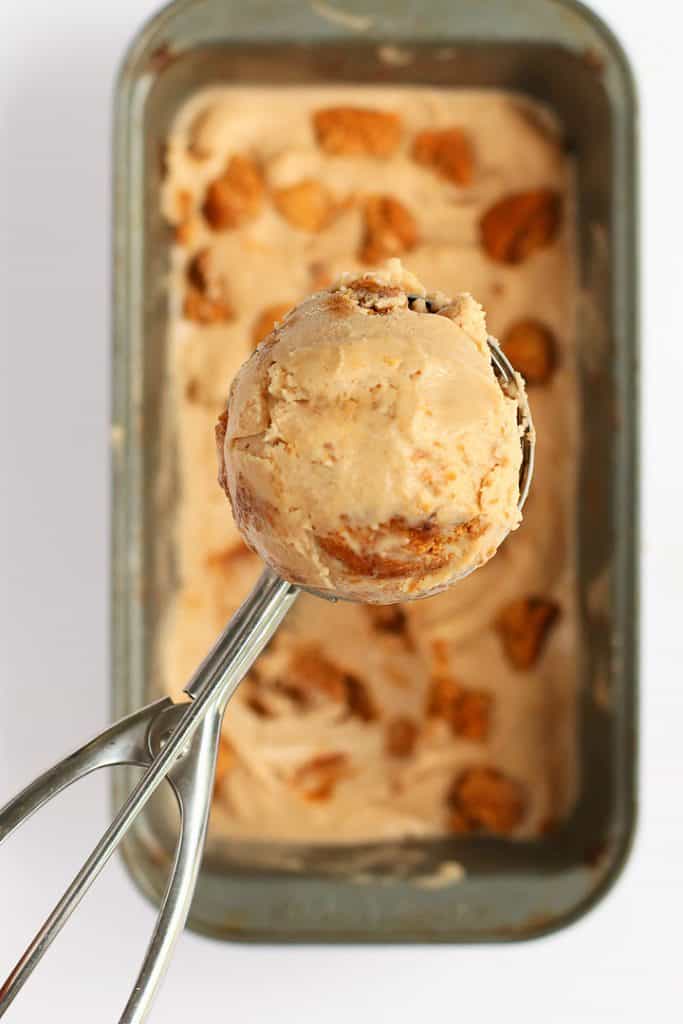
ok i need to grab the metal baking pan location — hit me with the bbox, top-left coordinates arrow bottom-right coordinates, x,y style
111,0 -> 638,942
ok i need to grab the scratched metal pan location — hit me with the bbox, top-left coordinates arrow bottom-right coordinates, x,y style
111,0 -> 638,942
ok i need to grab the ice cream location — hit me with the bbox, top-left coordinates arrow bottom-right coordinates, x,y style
160,85 -> 577,843
216,261 -> 525,603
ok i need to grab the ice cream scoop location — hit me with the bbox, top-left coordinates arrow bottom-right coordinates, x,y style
217,260 -> 531,603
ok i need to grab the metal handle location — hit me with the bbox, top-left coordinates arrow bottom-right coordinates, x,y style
0,568 -> 299,1021
0,697 -> 173,843
120,701 -> 224,1024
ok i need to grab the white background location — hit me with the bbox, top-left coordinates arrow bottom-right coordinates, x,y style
0,0 -> 681,1020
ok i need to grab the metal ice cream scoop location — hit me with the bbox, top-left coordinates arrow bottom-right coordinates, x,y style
0,337 -> 533,1023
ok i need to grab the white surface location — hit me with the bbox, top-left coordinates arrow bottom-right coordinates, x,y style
0,0 -> 680,1020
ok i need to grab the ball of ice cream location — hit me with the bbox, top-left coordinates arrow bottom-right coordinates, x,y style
216,260 -> 526,603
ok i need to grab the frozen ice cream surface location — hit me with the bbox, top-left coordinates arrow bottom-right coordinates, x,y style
216,261 -> 524,602
160,85 -> 578,844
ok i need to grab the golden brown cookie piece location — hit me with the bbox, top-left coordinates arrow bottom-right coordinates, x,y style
503,319 -> 557,385
183,286 -> 233,324
446,808 -> 471,834
344,674 -> 378,722
175,219 -> 198,247
283,648 -> 377,723
293,752 -> 351,801
243,673 -> 275,719
412,128 -> 474,186
359,196 -> 419,264
273,179 -> 336,233
183,248 -> 234,324
343,275 -> 407,314
449,689 -> 493,742
447,766 -> 526,833
313,106 -> 402,157
496,596 -> 560,669
426,676 -> 492,741
251,302 -> 293,347
426,674 -> 461,718
385,716 -> 419,758
202,154 -> 265,230
480,188 -> 562,264
286,646 -> 349,703
317,513 -> 482,581
366,605 -> 408,636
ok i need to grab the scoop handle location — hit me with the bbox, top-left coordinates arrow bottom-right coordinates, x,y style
0,569 -> 298,1021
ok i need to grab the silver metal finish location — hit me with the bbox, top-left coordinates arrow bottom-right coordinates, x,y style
0,568 -> 298,1022
486,336 -> 536,513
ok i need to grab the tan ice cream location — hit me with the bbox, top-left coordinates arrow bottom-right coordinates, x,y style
160,85 -> 577,843
217,261 -> 525,602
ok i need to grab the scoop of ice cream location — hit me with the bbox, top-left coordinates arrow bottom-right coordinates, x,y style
216,260 -> 525,603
